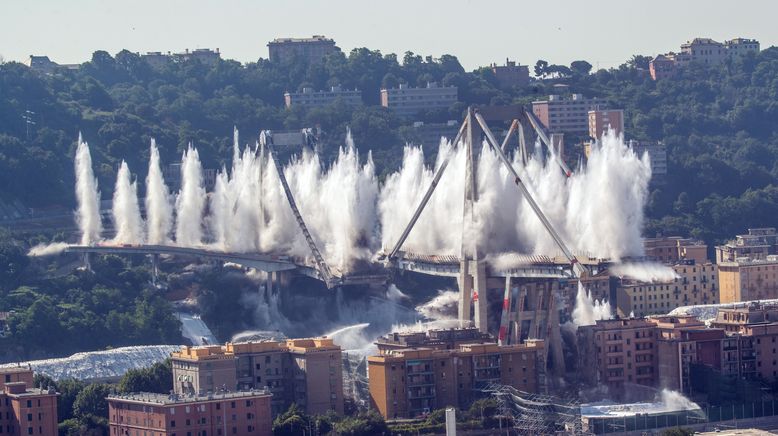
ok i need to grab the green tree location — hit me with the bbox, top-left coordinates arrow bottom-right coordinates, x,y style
73,383 -> 112,420
117,359 -> 172,394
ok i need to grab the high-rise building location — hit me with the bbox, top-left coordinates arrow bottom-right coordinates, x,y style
284,86 -> 362,108
171,339 -> 344,416
532,94 -> 607,134
108,390 -> 272,436
380,83 -> 458,119
368,339 -> 544,419
0,367 -> 58,436
588,109 -> 624,139
490,59 -> 530,88
267,36 -> 338,64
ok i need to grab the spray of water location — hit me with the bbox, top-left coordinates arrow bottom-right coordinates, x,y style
610,262 -> 679,283
145,139 -> 173,245
572,282 -> 612,327
74,135 -> 102,245
174,146 -> 206,246
111,161 -> 144,244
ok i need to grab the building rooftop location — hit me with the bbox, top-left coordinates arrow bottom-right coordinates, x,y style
108,389 -> 270,406
173,338 -> 339,361
269,35 -> 334,44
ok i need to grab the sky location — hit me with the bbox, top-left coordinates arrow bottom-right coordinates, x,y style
2,0 -> 776,71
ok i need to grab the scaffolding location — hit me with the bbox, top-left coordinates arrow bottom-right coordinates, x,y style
482,383 -> 588,435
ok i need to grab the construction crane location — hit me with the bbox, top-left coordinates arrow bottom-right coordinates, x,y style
260,131 -> 334,287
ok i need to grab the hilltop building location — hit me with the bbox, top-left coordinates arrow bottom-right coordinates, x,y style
24,55 -> 79,74
171,339 -> 344,416
267,35 -> 338,64
284,86 -> 362,108
490,59 -> 530,88
0,367 -> 58,436
380,83 -> 458,118
532,94 -> 607,134
141,48 -> 221,68
649,37 -> 760,80
108,390 -> 272,436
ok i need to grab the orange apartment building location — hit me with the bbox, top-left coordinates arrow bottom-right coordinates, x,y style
588,109 -> 624,139
368,340 -> 543,419
718,257 -> 778,303
108,390 -> 272,436
616,260 -> 718,317
643,236 -> 708,265
171,338 -> 343,416
0,367 -> 58,436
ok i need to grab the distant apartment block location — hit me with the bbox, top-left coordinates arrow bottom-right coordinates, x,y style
588,109 -> 624,139
490,59 -> 530,88
615,259 -> 719,317
0,367 -> 58,436
163,163 -> 217,191
532,94 -> 607,134
380,83 -> 458,118
284,86 -> 362,109
716,228 -> 778,263
24,55 -> 79,74
649,37 -> 760,80
630,140 -> 668,180
108,390 -> 272,436
399,120 -> 460,148
171,339 -> 344,416
643,236 -> 708,265
267,35 -> 338,64
368,336 -> 544,419
141,48 -> 221,69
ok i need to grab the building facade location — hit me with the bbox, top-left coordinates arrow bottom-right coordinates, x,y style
532,94 -> 607,134
380,83 -> 458,118
108,390 -> 272,436
716,228 -> 778,263
718,256 -> 778,303
490,59 -> 530,88
0,367 -> 58,436
171,339 -> 343,416
643,236 -> 708,265
649,37 -> 760,80
267,36 -> 338,64
284,86 -> 362,108
588,109 -> 624,139
368,340 -> 543,419
616,260 -> 718,317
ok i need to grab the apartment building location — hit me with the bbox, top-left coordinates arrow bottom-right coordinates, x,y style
380,83 -> 458,118
398,120 -> 460,148
284,86 -> 362,108
267,36 -> 338,64
716,228 -> 778,263
171,339 -> 343,416
649,37 -> 760,80
490,59 -> 530,88
375,327 -> 492,354
718,256 -> 778,303
0,367 -> 58,436
588,109 -> 624,139
643,236 -> 708,264
108,390 -> 272,436
368,340 -> 543,419
532,94 -> 607,134
616,260 -> 718,317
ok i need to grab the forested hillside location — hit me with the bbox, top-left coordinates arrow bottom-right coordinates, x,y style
1,47 -> 778,244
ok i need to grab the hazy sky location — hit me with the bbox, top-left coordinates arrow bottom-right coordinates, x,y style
2,0 -> 776,70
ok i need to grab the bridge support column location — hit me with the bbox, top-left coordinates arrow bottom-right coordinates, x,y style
457,260 -> 472,328
472,261 -> 488,334
82,253 -> 92,272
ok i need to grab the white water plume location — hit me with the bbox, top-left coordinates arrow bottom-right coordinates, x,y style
74,135 -> 102,245
572,283 -> 612,327
379,129 -> 651,260
174,146 -> 206,246
145,139 -> 173,245
111,161 -> 144,244
28,242 -> 70,257
658,389 -> 700,411
610,262 -> 679,283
